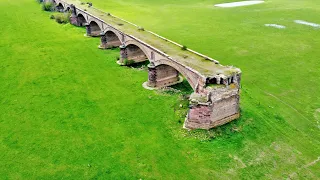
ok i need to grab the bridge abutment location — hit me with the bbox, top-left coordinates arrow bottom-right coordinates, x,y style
185,74 -> 241,129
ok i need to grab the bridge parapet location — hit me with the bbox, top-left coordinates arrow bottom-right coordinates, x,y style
49,0 -> 242,129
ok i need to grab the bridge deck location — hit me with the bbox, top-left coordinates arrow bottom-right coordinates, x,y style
66,0 -> 240,77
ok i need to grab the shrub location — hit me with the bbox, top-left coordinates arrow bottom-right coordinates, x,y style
54,13 -> 70,24
181,45 -> 187,51
123,59 -> 135,66
42,2 -> 54,11
138,27 -> 145,31
87,2 -> 93,7
50,15 -> 55,19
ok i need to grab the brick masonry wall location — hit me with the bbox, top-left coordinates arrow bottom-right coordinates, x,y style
127,45 -> 147,62
106,31 -> 121,43
210,94 -> 239,122
155,65 -> 180,87
185,85 -> 241,129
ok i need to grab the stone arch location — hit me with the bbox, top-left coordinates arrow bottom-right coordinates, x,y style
87,17 -> 103,29
56,3 -> 64,12
103,28 -> 123,44
77,13 -> 87,26
124,40 -> 151,63
153,59 -> 201,90
65,6 -> 70,12
88,20 -> 102,36
52,0 -> 58,6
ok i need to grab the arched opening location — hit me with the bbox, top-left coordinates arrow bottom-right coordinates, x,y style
126,44 -> 148,63
147,63 -> 193,92
154,64 -> 180,87
89,21 -> 101,36
206,76 -> 235,88
77,14 -> 87,26
65,7 -> 70,12
208,77 -> 217,84
105,31 -> 121,47
56,3 -> 64,12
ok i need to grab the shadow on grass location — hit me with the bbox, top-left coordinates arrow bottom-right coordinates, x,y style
127,61 -> 149,70
170,78 -> 193,95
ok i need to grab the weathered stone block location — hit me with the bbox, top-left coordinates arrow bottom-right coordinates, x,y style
185,74 -> 241,129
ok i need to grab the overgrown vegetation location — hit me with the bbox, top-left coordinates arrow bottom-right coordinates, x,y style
86,2 -> 93,7
53,13 -> 71,24
123,59 -> 135,66
42,1 -> 54,11
138,26 -> 145,31
181,45 -> 187,50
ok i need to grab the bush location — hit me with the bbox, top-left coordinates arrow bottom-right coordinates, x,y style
181,45 -> 187,51
87,2 -> 93,7
54,13 -> 70,24
50,15 -> 55,19
123,59 -> 135,66
138,27 -> 145,31
42,2 -> 54,11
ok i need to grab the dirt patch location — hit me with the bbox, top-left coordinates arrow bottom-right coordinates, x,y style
215,1 -> 264,8
265,24 -> 286,29
294,20 -> 320,28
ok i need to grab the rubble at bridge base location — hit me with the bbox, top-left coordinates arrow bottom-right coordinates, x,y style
185,74 -> 241,130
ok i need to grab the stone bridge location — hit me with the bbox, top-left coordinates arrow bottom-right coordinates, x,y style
49,0 -> 242,129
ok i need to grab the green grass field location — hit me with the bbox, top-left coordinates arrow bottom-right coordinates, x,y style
0,0 -> 319,179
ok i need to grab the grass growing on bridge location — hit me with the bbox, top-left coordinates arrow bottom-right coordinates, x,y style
0,0 -> 319,179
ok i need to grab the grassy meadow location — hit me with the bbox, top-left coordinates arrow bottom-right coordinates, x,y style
0,0 -> 319,179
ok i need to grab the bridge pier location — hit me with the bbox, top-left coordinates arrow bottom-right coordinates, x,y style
147,63 -> 180,88
69,4 -> 78,26
99,32 -> 107,49
147,63 -> 157,87
85,23 -> 91,36
118,45 -> 127,64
